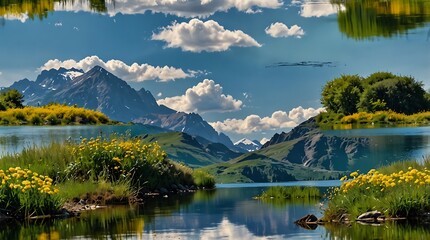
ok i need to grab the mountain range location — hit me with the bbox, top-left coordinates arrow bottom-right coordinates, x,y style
7,66 -> 377,183
204,118 -> 370,182
9,66 -> 235,148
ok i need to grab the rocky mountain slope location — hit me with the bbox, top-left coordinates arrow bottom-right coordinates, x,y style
204,117 -> 370,183
140,132 -> 242,168
9,66 -> 234,148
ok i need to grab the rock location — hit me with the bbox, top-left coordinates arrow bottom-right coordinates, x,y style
177,184 -> 187,191
357,210 -> 384,223
294,214 -> 319,230
159,188 -> 168,194
339,213 -> 351,223
357,210 -> 383,220
295,214 -> 318,224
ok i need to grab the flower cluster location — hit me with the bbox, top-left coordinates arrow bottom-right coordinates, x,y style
339,167 -> 430,193
69,136 -> 167,182
0,167 -> 59,195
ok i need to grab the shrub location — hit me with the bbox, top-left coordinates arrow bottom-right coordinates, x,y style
0,167 -> 62,218
323,162 -> 430,221
192,170 -> 216,189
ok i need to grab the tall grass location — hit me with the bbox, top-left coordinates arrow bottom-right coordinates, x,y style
0,134 -> 215,218
0,142 -> 74,181
317,111 -> 430,128
192,169 -> 216,189
323,159 -> 430,221
257,186 -> 321,199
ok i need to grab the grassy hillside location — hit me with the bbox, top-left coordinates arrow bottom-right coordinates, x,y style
140,132 -> 241,168
203,139 -> 346,183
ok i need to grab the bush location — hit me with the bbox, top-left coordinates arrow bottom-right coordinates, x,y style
0,167 -> 62,218
192,170 -> 216,189
323,162 -> 430,221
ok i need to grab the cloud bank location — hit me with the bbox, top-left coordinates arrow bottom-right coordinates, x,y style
152,19 -> 261,52
210,106 -> 324,134
41,56 -> 198,82
157,79 -> 242,113
54,0 -> 284,18
265,22 -> 305,38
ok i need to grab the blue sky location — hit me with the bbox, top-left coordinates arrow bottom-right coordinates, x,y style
0,0 -> 429,142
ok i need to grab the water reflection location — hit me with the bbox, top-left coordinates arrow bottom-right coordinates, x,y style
333,0 -> 430,39
324,221 -> 430,239
0,0 -> 109,21
2,0 -> 429,40
1,185 -> 428,239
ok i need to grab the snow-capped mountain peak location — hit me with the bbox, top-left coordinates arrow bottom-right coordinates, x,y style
234,138 -> 262,152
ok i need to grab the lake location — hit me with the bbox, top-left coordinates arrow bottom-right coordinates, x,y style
1,182 -> 429,239
0,125 -> 430,238
2,124 -> 430,172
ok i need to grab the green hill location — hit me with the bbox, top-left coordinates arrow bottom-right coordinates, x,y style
202,118 -> 367,183
140,132 -> 241,168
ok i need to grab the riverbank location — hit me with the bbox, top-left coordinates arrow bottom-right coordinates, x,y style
0,135 -> 215,220
317,111 -> 430,129
0,103 -> 117,125
322,159 -> 430,222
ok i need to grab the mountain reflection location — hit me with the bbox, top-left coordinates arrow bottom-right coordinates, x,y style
333,0 -> 430,39
1,0 -> 430,40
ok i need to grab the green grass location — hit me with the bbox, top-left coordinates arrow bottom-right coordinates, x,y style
192,170 -> 215,189
0,134 -> 217,219
317,111 -> 430,129
140,132 -> 239,167
257,186 -> 321,199
323,158 -> 430,221
0,142 -> 74,181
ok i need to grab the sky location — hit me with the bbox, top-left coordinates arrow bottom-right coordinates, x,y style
0,0 -> 429,142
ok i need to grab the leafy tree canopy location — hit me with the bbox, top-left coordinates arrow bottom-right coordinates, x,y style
0,89 -> 24,110
321,72 -> 430,115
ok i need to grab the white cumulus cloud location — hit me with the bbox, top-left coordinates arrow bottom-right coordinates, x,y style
265,22 -> 305,38
157,79 -> 242,113
152,19 -> 261,52
40,56 -> 199,82
210,106 -> 325,134
54,0 -> 283,18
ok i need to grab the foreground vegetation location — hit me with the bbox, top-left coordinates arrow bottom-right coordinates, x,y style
323,159 -> 430,221
0,135 -> 215,219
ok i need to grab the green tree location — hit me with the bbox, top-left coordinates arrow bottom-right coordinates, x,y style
321,75 -> 364,115
358,76 -> 430,114
0,89 -> 24,109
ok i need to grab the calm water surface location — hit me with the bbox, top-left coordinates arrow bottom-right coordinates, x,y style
2,125 -> 430,171
1,182 -> 429,239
